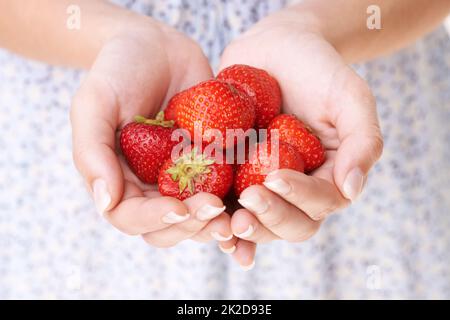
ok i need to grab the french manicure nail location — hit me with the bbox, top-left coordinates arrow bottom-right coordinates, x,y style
343,167 -> 364,201
211,232 -> 233,241
240,261 -> 255,271
263,179 -> 291,195
219,245 -> 236,254
92,179 -> 111,216
197,205 -> 226,221
234,225 -> 254,238
162,211 -> 190,224
238,194 -> 268,214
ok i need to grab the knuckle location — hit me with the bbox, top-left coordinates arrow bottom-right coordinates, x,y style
309,210 -> 328,221
352,75 -> 375,105
264,210 -> 289,230
72,143 -> 96,173
175,221 -> 203,235
105,213 -> 140,236
287,223 -> 320,243
310,199 -> 344,221
72,144 -> 87,166
141,234 -> 176,248
371,132 -> 384,161
113,224 -> 139,237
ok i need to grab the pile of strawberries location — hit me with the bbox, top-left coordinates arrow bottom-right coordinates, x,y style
120,65 -> 325,201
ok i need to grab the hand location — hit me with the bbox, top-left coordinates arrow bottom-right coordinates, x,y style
70,17 -> 237,249
220,10 -> 383,257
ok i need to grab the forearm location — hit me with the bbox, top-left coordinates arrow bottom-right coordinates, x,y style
0,0 -> 155,68
292,0 -> 450,63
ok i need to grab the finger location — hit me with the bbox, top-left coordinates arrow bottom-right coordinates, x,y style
218,236 -> 239,254
143,213 -> 234,248
231,209 -> 279,243
237,185 -> 321,242
191,212 -> 234,243
262,169 -> 349,220
330,67 -> 383,201
141,193 -> 227,246
105,181 -> 189,235
232,239 -> 257,271
174,192 -> 226,234
71,75 -> 123,215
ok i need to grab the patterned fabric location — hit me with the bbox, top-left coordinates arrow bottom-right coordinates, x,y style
0,0 -> 449,299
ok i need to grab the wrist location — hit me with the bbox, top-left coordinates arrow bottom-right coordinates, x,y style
76,4 -> 167,68
255,5 -> 352,62
99,9 -> 162,43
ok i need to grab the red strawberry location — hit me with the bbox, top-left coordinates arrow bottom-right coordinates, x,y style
217,64 -> 281,129
158,148 -> 234,200
120,112 -> 177,184
234,141 -> 304,196
165,90 -> 186,122
268,114 -> 325,172
175,79 -> 255,147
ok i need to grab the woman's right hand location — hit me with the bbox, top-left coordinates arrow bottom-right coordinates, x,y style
70,16 -> 238,250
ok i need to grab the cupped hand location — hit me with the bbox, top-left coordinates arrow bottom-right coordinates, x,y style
70,18 -> 237,248
220,9 -> 383,259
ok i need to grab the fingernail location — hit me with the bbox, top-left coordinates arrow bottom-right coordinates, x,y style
240,260 -> 255,271
197,205 -> 226,221
234,225 -> 254,238
162,211 -> 190,224
238,194 -> 268,214
263,179 -> 291,195
343,167 -> 364,201
219,245 -> 236,254
211,232 -> 233,241
92,179 -> 111,216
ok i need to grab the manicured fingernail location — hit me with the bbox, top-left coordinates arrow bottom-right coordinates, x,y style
162,211 -> 190,224
240,261 -> 255,271
238,194 -> 268,214
263,179 -> 291,195
343,167 -> 364,201
211,232 -> 233,241
197,205 -> 226,221
219,245 -> 236,254
234,225 -> 254,238
92,179 -> 111,216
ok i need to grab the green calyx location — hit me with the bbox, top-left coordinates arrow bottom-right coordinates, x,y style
166,148 -> 215,195
135,111 -> 174,128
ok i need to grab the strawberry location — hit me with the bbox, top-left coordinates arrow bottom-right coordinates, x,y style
175,79 -> 255,147
120,112 -> 177,184
234,141 -> 304,196
158,148 -> 234,200
164,90 -> 186,122
268,114 -> 325,172
217,64 -> 281,129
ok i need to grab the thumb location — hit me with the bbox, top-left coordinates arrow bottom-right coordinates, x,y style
332,68 -> 384,201
70,75 -> 124,215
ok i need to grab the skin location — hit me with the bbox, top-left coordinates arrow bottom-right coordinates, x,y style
69,16 -> 242,248
222,0 -> 450,265
1,0 -> 449,268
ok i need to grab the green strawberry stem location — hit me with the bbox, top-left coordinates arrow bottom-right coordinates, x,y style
166,148 -> 215,195
135,112 -> 174,128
